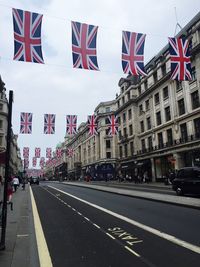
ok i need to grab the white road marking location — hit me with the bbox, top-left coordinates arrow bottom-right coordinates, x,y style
72,208 -> 76,211
77,212 -> 82,216
106,233 -> 115,240
125,246 -> 140,257
30,187 -> 53,267
48,185 -> 200,255
84,217 -> 90,221
93,223 -> 100,229
17,234 -> 29,237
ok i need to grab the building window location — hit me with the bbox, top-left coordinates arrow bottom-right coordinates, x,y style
139,104 -> 143,115
127,91 -> 130,101
123,112 -> 126,122
194,118 -> 200,138
161,63 -> 166,76
106,140 -> 111,149
117,100 -> 120,108
129,124 -> 133,136
0,135 -> 3,146
167,128 -> 173,146
118,116 -> 121,125
138,86 -> 141,95
153,71 -> 157,83
156,111 -> 162,125
118,130 -> 122,139
176,80 -> 182,92
130,141 -> 134,155
140,121 -> 144,133
105,117 -> 110,124
106,152 -> 111,159
180,123 -> 188,142
154,93 -> 159,105
157,132 -> 163,148
141,139 -> 145,151
178,99 -> 185,115
0,103 -> 3,111
105,128 -> 110,135
191,91 -> 200,109
165,106 -> 171,122
163,86 -> 169,99
146,117 -> 151,130
148,136 -> 153,150
122,96 -> 125,105
0,120 -> 3,129
191,66 -> 196,80
144,80 -> 148,90
123,127 -> 127,137
124,144 -> 128,157
105,107 -> 110,112
128,109 -> 132,120
145,99 -> 150,111
119,146 -> 123,157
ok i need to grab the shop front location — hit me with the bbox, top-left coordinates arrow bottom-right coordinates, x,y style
154,154 -> 175,181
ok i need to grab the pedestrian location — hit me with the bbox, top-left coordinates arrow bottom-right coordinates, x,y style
7,178 -> 13,203
12,176 -> 19,192
143,171 -> 149,183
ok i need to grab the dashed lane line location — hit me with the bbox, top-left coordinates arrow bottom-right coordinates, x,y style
125,246 -> 140,257
30,187 -> 53,267
106,233 -> 116,240
48,185 -> 200,255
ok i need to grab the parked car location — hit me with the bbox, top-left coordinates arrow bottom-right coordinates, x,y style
30,176 -> 40,185
172,167 -> 200,196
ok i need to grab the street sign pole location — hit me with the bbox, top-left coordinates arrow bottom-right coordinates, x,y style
0,90 -> 13,250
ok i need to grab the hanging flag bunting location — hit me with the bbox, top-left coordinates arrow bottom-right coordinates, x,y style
168,37 -> 192,81
32,157 -> 37,167
66,115 -> 78,135
35,147 -> 41,158
24,159 -> 29,168
56,148 -> 62,158
12,8 -> 44,63
71,21 -> 99,70
67,148 -> 74,158
46,148 -> 52,158
44,114 -> 55,134
23,147 -> 29,158
40,157 -> 45,167
20,112 -> 32,134
87,115 -> 98,135
107,115 -> 119,136
122,31 -> 146,76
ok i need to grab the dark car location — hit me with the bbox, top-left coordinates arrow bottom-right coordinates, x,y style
172,167 -> 200,196
30,176 -> 40,185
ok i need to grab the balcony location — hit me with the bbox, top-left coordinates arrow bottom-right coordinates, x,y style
137,134 -> 200,155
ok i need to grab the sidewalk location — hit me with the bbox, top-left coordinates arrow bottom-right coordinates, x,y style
0,185 -> 39,267
64,181 -> 200,209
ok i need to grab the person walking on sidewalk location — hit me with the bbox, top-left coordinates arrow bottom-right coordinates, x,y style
13,176 -> 19,192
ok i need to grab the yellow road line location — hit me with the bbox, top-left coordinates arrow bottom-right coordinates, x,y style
30,187 -> 53,267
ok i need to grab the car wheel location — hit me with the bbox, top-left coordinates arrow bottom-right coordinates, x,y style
176,187 -> 183,196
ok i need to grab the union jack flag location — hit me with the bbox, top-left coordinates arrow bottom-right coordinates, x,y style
35,147 -> 41,158
23,147 -> 29,158
40,157 -> 45,168
12,8 -> 44,63
71,21 -> 99,70
168,37 -> 192,81
24,159 -> 29,168
32,157 -> 37,167
66,115 -> 77,135
46,148 -> 52,158
44,114 -> 55,134
56,148 -> 62,158
88,115 -> 98,135
122,31 -> 146,76
20,112 -> 32,134
107,115 -> 119,136
67,148 -> 74,158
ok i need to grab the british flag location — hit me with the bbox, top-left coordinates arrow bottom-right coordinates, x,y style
56,148 -> 62,158
35,147 -> 41,158
71,21 -> 99,70
23,147 -> 29,158
46,148 -> 52,158
20,112 -> 32,134
32,157 -> 37,167
24,159 -> 29,168
168,37 -> 192,81
107,115 -> 119,136
122,31 -> 146,76
44,114 -> 55,134
88,115 -> 98,135
12,8 -> 44,63
66,115 -> 77,135
67,148 -> 74,158
40,157 -> 45,168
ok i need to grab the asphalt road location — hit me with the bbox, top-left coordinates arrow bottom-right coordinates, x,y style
32,182 -> 200,267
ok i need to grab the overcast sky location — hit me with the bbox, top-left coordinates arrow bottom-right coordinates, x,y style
0,0 -> 199,168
